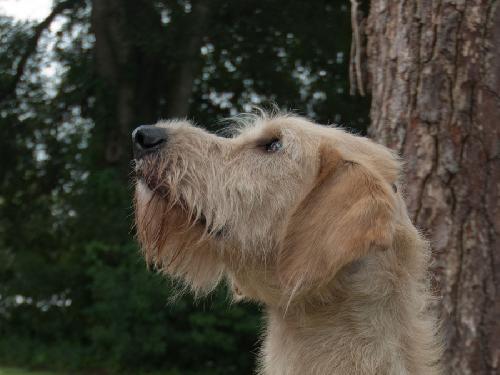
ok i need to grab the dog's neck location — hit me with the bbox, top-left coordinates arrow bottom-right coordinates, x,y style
258,241 -> 441,375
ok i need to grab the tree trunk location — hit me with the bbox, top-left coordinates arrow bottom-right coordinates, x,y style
90,0 -> 163,171
91,0 -> 211,169
91,0 -> 135,167
362,1 -> 500,374
165,0 -> 211,119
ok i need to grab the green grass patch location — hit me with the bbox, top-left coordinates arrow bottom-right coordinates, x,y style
0,367 -> 58,375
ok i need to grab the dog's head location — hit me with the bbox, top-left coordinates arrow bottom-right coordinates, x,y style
133,113 -> 402,303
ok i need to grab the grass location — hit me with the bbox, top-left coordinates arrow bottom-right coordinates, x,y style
0,367 -> 58,375
0,366 -> 189,375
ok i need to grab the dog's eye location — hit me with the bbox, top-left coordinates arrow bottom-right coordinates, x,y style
264,139 -> 282,153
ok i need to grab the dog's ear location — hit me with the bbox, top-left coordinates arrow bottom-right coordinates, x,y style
278,145 -> 396,291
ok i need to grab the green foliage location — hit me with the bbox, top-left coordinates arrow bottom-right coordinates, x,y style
79,242 -> 260,374
0,1 -> 368,373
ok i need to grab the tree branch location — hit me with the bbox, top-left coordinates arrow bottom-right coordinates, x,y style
0,0 -> 77,103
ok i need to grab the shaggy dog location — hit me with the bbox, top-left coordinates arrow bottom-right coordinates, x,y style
132,113 -> 442,375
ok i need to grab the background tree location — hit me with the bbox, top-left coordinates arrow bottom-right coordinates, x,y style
353,0 -> 500,373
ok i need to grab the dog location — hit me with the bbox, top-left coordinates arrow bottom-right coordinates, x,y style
132,112 -> 442,375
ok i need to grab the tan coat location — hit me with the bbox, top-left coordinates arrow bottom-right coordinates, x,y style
134,113 -> 443,375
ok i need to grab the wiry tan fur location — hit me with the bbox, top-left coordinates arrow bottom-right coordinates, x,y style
133,112 -> 442,375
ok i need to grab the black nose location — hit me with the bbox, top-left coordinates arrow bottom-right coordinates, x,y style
132,125 -> 168,159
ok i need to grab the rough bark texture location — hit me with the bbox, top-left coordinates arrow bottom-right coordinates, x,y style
364,1 -> 500,374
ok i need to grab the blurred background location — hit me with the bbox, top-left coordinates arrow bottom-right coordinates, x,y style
1,0 -> 499,374
0,0 -> 370,374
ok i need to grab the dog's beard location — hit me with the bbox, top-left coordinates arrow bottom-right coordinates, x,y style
133,160 -> 224,296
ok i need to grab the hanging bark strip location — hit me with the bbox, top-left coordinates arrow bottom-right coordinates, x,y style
349,0 -> 366,96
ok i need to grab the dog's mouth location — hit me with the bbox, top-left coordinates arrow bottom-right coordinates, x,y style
135,173 -> 228,241
133,157 -> 170,196
136,175 -> 169,197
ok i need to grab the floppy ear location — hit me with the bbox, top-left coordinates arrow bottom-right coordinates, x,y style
278,145 -> 396,290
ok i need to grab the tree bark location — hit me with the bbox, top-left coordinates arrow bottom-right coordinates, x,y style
363,1 -> 500,374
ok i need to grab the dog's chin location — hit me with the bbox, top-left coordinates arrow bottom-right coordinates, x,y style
134,179 -> 214,242
135,183 -> 203,265
134,178 -> 228,253
135,182 -> 225,292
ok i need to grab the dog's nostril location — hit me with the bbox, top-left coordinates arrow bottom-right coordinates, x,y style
135,131 -> 145,147
132,125 -> 168,159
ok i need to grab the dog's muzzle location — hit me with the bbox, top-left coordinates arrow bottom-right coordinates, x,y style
132,125 -> 168,159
